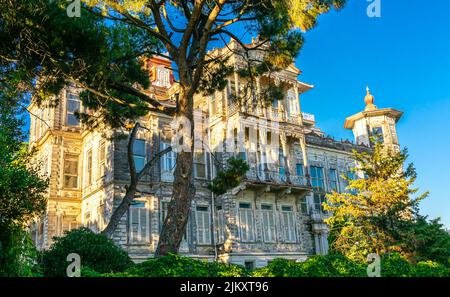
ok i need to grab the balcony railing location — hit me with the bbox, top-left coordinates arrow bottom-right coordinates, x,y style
301,112 -> 315,122
245,168 -> 309,187
227,103 -> 302,126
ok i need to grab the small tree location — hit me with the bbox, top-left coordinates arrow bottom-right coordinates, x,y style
323,142 -> 428,262
0,96 -> 48,276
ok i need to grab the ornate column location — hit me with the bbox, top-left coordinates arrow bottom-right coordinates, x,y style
299,135 -> 310,186
280,133 -> 291,183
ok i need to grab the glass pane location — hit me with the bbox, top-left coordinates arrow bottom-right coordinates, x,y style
64,160 -> 78,175
67,100 -> 80,112
134,156 -> 145,172
296,164 -> 304,176
64,176 -> 78,188
133,140 -> 146,156
67,114 -> 79,126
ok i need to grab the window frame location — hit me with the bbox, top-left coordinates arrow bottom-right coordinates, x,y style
86,149 -> 93,187
237,202 -> 256,243
63,153 -> 79,189
260,204 -> 277,243
128,201 -> 150,244
66,91 -> 81,126
310,166 -> 325,192
196,205 -> 212,245
98,141 -> 106,179
281,205 -> 297,243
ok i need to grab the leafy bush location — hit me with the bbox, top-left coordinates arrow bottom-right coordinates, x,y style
252,254 -> 366,277
412,261 -> 450,277
380,253 -> 413,277
127,254 -> 247,277
301,254 -> 366,277
0,224 -> 42,277
42,228 -> 133,276
78,252 -> 450,278
251,258 -> 305,277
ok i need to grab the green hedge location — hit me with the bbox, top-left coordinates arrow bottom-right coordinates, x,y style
82,253 -> 248,277
79,252 -> 449,277
252,253 -> 449,277
42,228 -> 133,277
251,254 -> 366,277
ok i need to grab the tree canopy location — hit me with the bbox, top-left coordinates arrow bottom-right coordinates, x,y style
324,142 -> 429,262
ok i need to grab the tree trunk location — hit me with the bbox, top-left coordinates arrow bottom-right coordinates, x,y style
102,186 -> 136,239
156,86 -> 196,256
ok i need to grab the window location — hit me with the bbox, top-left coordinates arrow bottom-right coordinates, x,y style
84,211 -> 91,229
287,89 -> 298,116
261,204 -> 276,243
215,206 -> 225,244
129,202 -> 149,244
346,171 -> 358,195
238,202 -> 255,242
63,154 -> 79,189
272,98 -> 278,109
281,206 -> 296,243
371,126 -> 384,144
328,168 -> 339,192
279,148 -> 287,182
97,204 -> 104,231
99,141 -> 106,178
296,163 -> 304,176
210,93 -> 217,116
154,66 -> 171,88
300,198 -> 308,214
66,91 -> 81,126
160,141 -> 175,171
313,193 -> 327,212
133,139 -> 146,173
244,261 -> 255,270
160,201 -> 169,231
196,206 -> 211,245
194,152 -> 207,179
228,79 -> 237,99
86,149 -> 93,186
310,166 -> 325,191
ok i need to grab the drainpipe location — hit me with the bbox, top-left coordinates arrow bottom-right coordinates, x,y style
207,122 -> 218,261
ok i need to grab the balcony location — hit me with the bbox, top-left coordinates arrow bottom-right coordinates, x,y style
301,112 -> 315,123
227,103 -> 302,126
245,168 -> 309,188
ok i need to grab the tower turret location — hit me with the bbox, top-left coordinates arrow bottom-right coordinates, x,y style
344,87 -> 403,151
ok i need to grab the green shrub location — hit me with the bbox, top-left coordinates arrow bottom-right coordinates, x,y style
0,224 -> 42,277
42,228 -> 133,276
251,258 -> 305,277
251,255 -> 366,277
380,253 -> 413,277
126,254 -> 247,277
412,261 -> 450,277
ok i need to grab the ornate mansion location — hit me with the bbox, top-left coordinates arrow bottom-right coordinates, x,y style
28,41 -> 403,268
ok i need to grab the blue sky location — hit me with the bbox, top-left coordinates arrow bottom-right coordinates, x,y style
296,0 -> 450,227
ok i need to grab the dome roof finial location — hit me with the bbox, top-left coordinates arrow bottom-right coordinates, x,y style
364,86 -> 377,111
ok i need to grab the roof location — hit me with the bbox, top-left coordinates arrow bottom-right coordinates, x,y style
344,108 -> 403,130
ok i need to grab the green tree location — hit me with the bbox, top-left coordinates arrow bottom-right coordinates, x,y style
399,215 -> 450,267
0,96 -> 48,276
323,142 -> 428,262
1,0 -> 346,255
